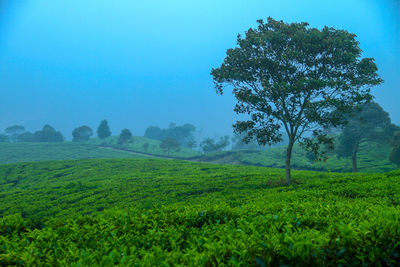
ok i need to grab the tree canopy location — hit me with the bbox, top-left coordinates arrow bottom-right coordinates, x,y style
159,137 -> 180,155
97,120 -> 111,140
72,126 -> 93,142
33,125 -> 64,142
200,136 -> 230,153
211,17 -> 382,184
336,102 -> 397,172
144,123 -> 196,148
390,131 -> 400,167
118,129 -> 132,145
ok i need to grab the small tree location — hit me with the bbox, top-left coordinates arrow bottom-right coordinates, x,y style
118,129 -> 132,145
211,17 -> 382,184
72,126 -> 93,142
97,119 -> 111,140
200,136 -> 230,153
390,131 -> 400,167
336,102 -> 396,172
160,137 -> 180,155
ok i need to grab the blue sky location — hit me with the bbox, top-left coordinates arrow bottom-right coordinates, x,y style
0,0 -> 399,139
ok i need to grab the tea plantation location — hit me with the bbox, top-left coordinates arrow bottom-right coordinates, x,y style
1,158 -> 400,265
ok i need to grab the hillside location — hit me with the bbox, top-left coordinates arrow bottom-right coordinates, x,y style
0,135 -> 200,164
88,136 -> 200,158
1,158 -> 400,265
194,141 -> 397,173
0,142 -> 151,164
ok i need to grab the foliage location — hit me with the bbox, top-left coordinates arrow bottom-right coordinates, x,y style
118,129 -> 133,145
159,137 -> 180,155
336,102 -> 397,172
200,136 -> 230,153
232,132 -> 266,151
72,126 -> 93,142
4,125 -> 25,142
0,134 -> 9,142
211,17 -> 382,184
144,123 -> 196,148
390,131 -> 400,167
1,159 -> 400,265
33,125 -> 64,142
97,119 -> 111,139
17,132 -> 34,142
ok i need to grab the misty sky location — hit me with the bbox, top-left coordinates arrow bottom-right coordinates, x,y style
0,0 -> 399,140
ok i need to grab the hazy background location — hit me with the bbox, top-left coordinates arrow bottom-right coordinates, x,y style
0,0 -> 399,140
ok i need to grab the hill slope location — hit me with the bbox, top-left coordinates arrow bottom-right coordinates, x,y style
194,141 -> 396,173
0,142 -> 152,164
1,158 -> 400,265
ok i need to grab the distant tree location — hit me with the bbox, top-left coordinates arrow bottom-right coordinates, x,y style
33,125 -> 64,142
200,136 -> 230,153
336,102 -> 397,172
389,131 -> 400,167
17,132 -> 34,142
211,17 -> 382,184
72,126 -> 93,142
232,132 -> 265,151
159,137 -> 180,155
187,140 -> 196,150
144,123 -> 196,148
142,142 -> 149,151
97,119 -> 111,140
118,129 -> 132,145
0,134 -> 9,142
144,126 -> 163,140
5,125 -> 25,142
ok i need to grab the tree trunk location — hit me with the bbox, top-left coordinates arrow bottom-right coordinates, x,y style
285,138 -> 295,185
351,141 -> 359,173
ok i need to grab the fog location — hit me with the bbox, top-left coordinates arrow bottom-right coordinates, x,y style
0,0 -> 399,140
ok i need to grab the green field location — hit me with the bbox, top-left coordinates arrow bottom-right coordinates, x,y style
1,158 -> 400,265
194,141 -> 397,173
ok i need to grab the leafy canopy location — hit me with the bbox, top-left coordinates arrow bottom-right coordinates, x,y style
337,102 -> 396,158
97,119 -> 111,139
118,128 -> 132,144
211,17 -> 382,158
390,131 -> 400,167
72,126 -> 93,142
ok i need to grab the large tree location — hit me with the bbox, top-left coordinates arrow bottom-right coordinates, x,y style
336,102 -> 397,172
97,119 -> 111,140
211,17 -> 382,184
